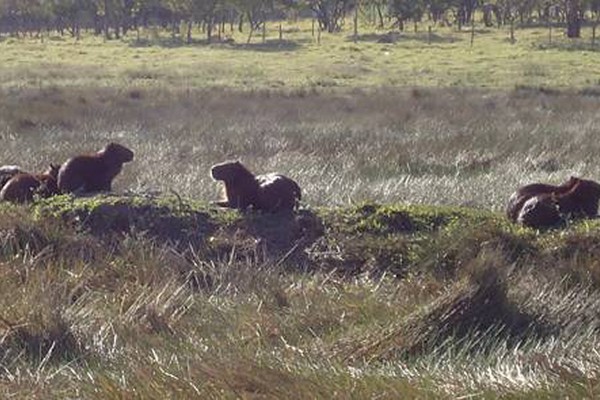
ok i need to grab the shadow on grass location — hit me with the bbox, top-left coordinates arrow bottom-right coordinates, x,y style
128,36 -> 302,52
346,31 -> 461,44
223,209 -> 325,267
534,40 -> 600,52
229,39 -> 303,52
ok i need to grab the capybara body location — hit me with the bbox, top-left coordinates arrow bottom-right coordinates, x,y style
517,196 -> 562,228
210,160 -> 301,212
57,143 -> 134,194
0,165 -> 25,190
515,177 -> 600,228
256,173 -> 302,212
0,164 -> 60,203
506,177 -> 578,222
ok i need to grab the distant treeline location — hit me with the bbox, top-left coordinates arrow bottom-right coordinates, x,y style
0,0 -> 597,40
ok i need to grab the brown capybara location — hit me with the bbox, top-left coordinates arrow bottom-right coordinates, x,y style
556,177 -> 600,217
256,173 -> 303,212
210,160 -> 301,212
0,164 -> 60,203
506,176 -> 578,222
516,177 -> 600,228
517,195 -> 562,228
0,165 -> 25,190
57,143 -> 134,194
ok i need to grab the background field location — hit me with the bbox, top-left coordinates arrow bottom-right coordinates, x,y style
1,21 -> 600,399
0,21 -> 599,90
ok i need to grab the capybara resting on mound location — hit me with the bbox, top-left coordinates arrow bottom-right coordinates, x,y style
210,160 -> 301,212
516,177 -> 600,228
58,142 -> 134,194
0,164 -> 60,203
0,165 -> 25,190
517,196 -> 562,228
506,176 -> 578,222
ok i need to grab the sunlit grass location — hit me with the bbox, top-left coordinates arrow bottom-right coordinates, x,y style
1,86 -> 600,211
0,20 -> 599,89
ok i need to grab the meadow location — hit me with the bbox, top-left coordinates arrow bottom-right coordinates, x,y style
1,19 -> 600,399
0,19 -> 599,90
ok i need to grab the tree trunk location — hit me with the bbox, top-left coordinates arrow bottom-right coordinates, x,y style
104,0 -> 111,39
376,5 -> 385,28
207,18 -> 213,43
566,0 -> 582,38
187,19 -> 193,44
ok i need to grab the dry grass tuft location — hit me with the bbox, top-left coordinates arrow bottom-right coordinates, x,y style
339,264 -> 538,363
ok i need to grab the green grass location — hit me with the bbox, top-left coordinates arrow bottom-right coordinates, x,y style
0,21 -> 599,89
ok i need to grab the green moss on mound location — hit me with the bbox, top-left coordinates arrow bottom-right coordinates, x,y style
1,196 -> 600,281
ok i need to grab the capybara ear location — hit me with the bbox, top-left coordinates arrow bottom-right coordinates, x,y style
44,163 -> 60,178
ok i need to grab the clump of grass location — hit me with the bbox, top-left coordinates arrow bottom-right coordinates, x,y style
0,311 -> 81,364
337,262 -> 541,363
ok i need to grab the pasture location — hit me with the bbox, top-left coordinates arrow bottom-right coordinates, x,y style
1,21 -> 600,398
0,21 -> 599,89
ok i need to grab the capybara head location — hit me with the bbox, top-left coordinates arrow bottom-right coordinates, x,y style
560,177 -> 600,217
101,142 -> 134,164
43,163 -> 60,179
210,160 -> 254,182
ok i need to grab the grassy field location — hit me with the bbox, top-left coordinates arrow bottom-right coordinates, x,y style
0,20 -> 599,89
2,86 -> 600,210
1,19 -> 600,398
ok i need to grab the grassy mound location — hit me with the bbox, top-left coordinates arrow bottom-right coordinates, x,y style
2,194 -> 600,281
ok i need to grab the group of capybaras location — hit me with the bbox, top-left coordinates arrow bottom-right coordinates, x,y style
1,142 -> 599,230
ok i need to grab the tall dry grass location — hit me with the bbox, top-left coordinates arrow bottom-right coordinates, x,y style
0,210 -> 599,398
2,86 -> 600,211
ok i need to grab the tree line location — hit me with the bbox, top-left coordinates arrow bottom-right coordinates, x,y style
0,0 -> 598,41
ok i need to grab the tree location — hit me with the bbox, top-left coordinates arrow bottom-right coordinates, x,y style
425,0 -> 453,23
305,0 -> 356,32
230,0 -> 273,33
564,0 -> 581,37
389,0 -> 425,30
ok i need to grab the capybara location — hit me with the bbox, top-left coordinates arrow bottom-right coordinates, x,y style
0,165 -> 25,190
210,160 -> 301,212
516,177 -> 600,228
256,173 -> 303,212
57,142 -> 134,194
517,195 -> 562,228
506,176 -> 578,222
0,164 -> 60,203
